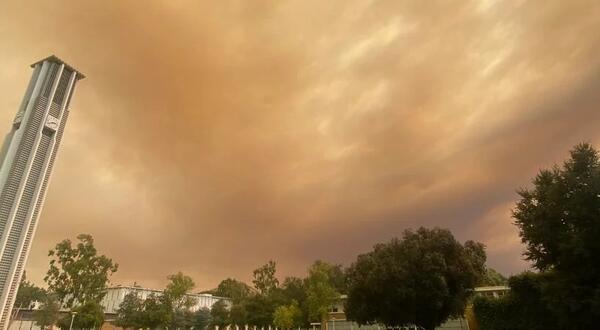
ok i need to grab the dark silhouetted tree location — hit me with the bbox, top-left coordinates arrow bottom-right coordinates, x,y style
345,227 -> 486,330
513,143 -> 600,327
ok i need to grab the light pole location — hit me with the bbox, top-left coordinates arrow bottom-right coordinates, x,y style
68,311 -> 77,330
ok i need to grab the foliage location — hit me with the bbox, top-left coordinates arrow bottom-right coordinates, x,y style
139,293 -> 172,329
513,143 -> 600,327
229,302 -> 248,326
115,292 -> 143,329
15,273 -> 46,309
210,300 -> 230,327
44,234 -> 118,307
306,261 -> 340,323
245,294 -> 274,327
57,300 -> 105,329
194,307 -> 213,330
280,277 -> 309,326
273,301 -> 303,330
345,227 -> 486,330
478,268 -> 507,287
473,272 -> 557,330
215,278 -> 252,303
33,294 -> 60,329
165,272 -> 197,310
172,309 -> 196,330
252,261 -> 279,295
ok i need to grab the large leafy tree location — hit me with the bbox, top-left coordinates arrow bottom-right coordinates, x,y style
165,272 -> 197,328
194,307 -> 212,330
44,234 -> 118,307
273,301 -> 302,330
214,278 -> 252,303
57,301 -> 105,329
33,294 -> 60,330
245,294 -> 274,327
165,272 -> 197,310
513,143 -> 600,327
140,294 -> 172,329
210,300 -> 230,327
305,261 -> 340,323
252,261 -> 279,295
115,292 -> 144,329
280,277 -> 308,326
345,227 -> 486,330
473,272 -> 557,330
478,268 -> 508,286
15,273 -> 46,309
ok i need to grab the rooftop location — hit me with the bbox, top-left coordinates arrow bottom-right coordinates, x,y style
31,55 -> 85,79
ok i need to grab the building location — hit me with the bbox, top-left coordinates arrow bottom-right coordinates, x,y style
472,286 -> 509,299
0,56 -> 83,330
101,285 -> 231,315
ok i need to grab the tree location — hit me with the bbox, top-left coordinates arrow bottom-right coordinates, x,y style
141,294 -> 172,329
513,143 -> 600,327
273,301 -> 303,330
345,227 -> 486,330
478,268 -> 508,286
210,300 -> 230,327
15,273 -> 46,309
280,277 -> 308,326
33,294 -> 60,330
473,272 -> 557,330
115,292 -> 143,329
253,261 -> 279,295
57,301 -> 105,329
194,307 -> 212,330
44,234 -> 118,307
214,278 -> 252,303
229,302 -> 247,326
245,295 -> 273,327
305,261 -> 339,323
165,272 -> 197,310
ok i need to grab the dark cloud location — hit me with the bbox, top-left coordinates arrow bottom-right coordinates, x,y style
1,0 -> 600,289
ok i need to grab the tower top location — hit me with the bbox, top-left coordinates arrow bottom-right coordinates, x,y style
30,55 -> 85,80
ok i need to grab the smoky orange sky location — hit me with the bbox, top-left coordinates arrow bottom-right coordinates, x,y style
1,0 -> 600,290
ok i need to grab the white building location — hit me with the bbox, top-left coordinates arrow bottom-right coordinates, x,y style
0,56 -> 83,330
101,285 -> 231,314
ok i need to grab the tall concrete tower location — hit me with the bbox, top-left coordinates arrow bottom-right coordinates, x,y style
0,56 -> 83,329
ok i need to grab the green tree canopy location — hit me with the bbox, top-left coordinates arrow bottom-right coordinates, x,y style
478,268 -> 508,286
306,261 -> 340,323
44,234 -> 118,307
245,294 -> 274,327
273,301 -> 302,330
194,307 -> 212,330
115,292 -> 144,329
165,272 -> 197,310
140,294 -> 172,329
33,294 -> 60,330
345,227 -> 486,330
57,300 -> 105,330
252,261 -> 279,296
513,143 -> 600,327
214,278 -> 252,303
473,272 -> 557,330
15,273 -> 46,309
229,302 -> 248,326
210,300 -> 230,327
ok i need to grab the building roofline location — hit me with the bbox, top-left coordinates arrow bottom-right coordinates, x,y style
30,55 -> 85,80
107,285 -> 231,300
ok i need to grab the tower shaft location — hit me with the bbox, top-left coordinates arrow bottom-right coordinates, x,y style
0,56 -> 83,329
